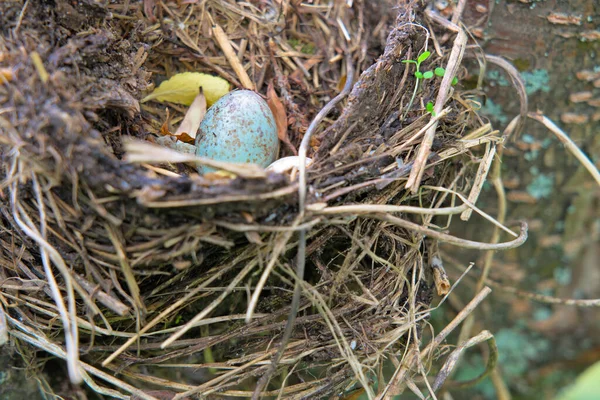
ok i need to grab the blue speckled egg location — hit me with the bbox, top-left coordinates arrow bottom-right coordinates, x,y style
195,90 -> 279,174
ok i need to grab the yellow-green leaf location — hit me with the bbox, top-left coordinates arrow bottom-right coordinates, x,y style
141,72 -> 230,106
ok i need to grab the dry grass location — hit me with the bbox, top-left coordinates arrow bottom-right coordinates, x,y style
0,1 -> 572,399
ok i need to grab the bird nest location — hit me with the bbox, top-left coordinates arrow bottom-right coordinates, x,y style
0,1 -> 527,399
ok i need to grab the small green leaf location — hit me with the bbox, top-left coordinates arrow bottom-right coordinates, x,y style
423,71 -> 434,79
415,71 -> 424,79
417,51 -> 431,63
402,59 -> 417,64
426,102 -> 434,113
451,76 -> 459,85
434,67 -> 446,77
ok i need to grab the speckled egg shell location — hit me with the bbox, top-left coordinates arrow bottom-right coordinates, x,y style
195,90 -> 279,174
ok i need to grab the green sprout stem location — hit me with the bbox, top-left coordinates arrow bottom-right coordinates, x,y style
401,50 -> 458,118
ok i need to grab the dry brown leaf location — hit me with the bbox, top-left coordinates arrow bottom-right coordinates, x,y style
160,108 -> 172,136
175,132 -> 195,144
267,81 -> 297,155
175,90 -> 207,141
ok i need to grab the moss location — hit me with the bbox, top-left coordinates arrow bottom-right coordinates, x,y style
486,68 -> 551,95
526,174 -> 554,199
288,38 -> 316,54
522,69 -> 551,95
480,98 -> 508,124
513,58 -> 531,71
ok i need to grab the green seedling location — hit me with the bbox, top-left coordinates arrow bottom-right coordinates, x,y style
402,50 -> 431,76
402,51 -> 459,118
426,101 -> 435,116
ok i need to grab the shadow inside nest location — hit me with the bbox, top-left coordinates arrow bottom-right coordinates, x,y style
0,0 -> 507,399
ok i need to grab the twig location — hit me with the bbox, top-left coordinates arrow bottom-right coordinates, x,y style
451,0 -> 468,25
105,223 -> 145,316
460,142 -> 496,221
379,214 -> 526,250
432,330 -> 497,391
212,23 -> 254,89
0,300 -> 8,346
431,255 -> 450,296
528,112 -> 600,187
487,279 -> 600,307
485,55 -> 528,139
379,287 -> 492,399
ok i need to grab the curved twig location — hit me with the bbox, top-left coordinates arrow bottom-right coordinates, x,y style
378,214 -> 527,250
432,330 -> 498,391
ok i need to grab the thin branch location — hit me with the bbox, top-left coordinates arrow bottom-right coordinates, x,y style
528,112 -> 600,187
378,215 -> 527,250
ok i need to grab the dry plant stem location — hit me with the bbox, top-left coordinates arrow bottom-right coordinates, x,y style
456,117 -> 519,349
425,287 -> 493,358
528,112 -> 600,186
252,53 -> 356,400
392,107 -> 452,156
406,29 -> 467,193
378,215 -> 526,250
123,139 -> 266,178
425,8 -> 460,32
378,287 -> 492,400
215,218 -> 321,233
142,184 -> 299,208
246,230 -> 294,322
313,196 -> 516,237
432,330 -> 498,391
485,56 -> 528,138
102,252 -> 247,365
212,23 -> 254,89
0,300 -> 8,345
451,0 -> 468,25
490,368 -> 512,400
487,279 -> 600,307
72,274 -> 130,316
105,223 -> 145,315
8,317 -> 159,400
460,142 -> 496,221
173,351 -> 275,400
291,268 -> 376,400
161,258 -> 258,348
423,185 -> 517,237
9,170 -> 82,383
311,203 -> 467,216
431,255 -> 450,296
